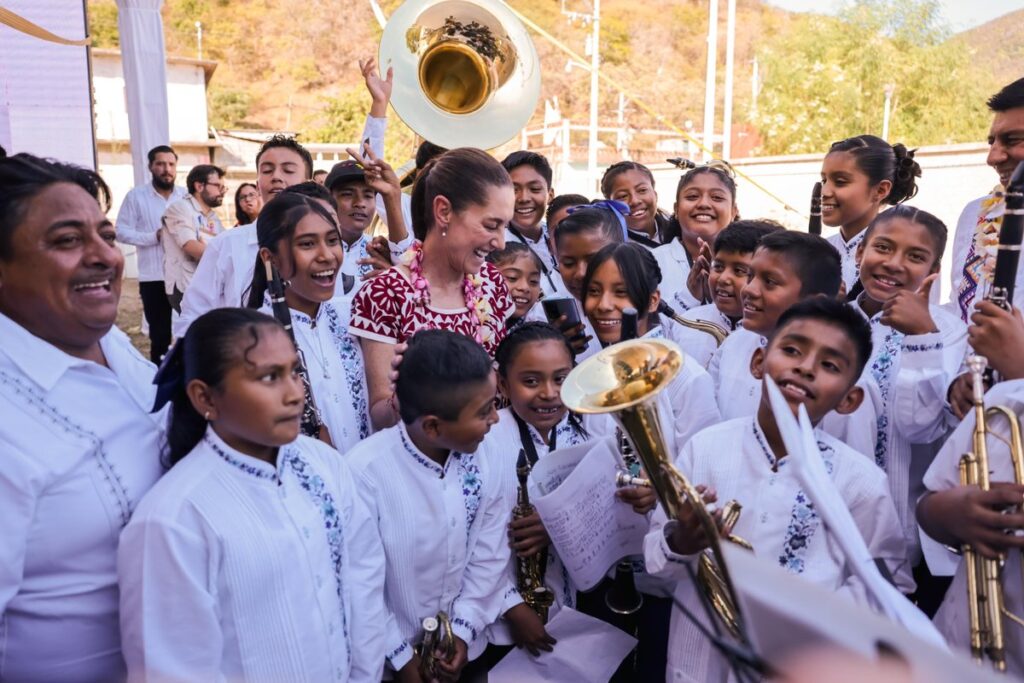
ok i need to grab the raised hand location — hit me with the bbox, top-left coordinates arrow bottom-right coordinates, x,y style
346,142 -> 401,199
667,485 -> 719,555
686,238 -> 714,304
880,272 -> 938,335
360,57 -> 393,115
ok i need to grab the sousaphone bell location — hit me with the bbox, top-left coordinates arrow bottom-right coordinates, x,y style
379,0 -> 541,150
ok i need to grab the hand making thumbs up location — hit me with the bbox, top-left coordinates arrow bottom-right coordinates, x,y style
880,272 -> 939,335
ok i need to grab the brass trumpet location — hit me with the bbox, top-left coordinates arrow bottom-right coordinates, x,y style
418,612 -> 456,680
958,355 -> 1024,672
561,338 -> 751,638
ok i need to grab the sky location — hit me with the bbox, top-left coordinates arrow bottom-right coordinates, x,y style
764,0 -> 1024,32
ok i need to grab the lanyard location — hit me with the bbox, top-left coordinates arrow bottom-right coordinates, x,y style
512,410 -> 556,467
506,223 -> 559,292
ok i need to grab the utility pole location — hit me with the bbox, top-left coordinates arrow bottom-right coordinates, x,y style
702,0 -> 719,161
562,0 -> 601,193
195,21 -> 202,60
722,0 -> 736,160
882,84 -> 895,141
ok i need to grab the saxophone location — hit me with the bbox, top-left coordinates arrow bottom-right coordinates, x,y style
418,612 -> 456,681
658,300 -> 729,346
513,449 -> 555,622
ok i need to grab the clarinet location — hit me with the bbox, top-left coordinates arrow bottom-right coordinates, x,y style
808,182 -> 822,236
263,259 -> 333,445
989,161 -> 1024,312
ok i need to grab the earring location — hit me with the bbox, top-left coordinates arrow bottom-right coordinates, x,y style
441,223 -> 448,238
204,410 -> 211,421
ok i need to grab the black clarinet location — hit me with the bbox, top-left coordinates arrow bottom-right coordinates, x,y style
989,161 -> 1024,312
808,182 -> 822,236
264,259 -> 332,445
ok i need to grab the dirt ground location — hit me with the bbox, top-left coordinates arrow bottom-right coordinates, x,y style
117,278 -> 151,358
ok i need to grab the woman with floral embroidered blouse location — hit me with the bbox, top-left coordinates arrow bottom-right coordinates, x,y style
349,148 -> 515,430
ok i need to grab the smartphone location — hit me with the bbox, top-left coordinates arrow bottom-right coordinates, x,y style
542,297 -> 582,329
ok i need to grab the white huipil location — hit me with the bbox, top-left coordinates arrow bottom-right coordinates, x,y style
485,408 -> 597,646
0,313 -> 164,683
261,295 -> 370,452
826,230 -> 867,293
653,238 -> 701,312
346,423 -> 512,674
851,297 -> 967,559
708,326 -> 879,461
644,416 -> 912,683
118,428 -> 388,683
922,379 -> 1024,677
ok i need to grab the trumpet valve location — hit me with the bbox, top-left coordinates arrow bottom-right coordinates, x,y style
615,470 -> 650,489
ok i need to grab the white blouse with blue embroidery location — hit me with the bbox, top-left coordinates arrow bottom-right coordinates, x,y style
118,428 -> 388,683
653,238 -> 701,312
644,416 -> 911,683
262,295 -> 371,452
346,423 -> 512,673
853,298 -> 968,560
0,313 -> 164,683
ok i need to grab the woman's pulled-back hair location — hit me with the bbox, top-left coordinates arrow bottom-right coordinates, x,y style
162,308 -> 284,466
410,148 -> 511,241
675,166 -> 737,204
828,134 -> 921,205
865,204 -> 948,265
0,153 -> 111,260
553,205 -> 626,248
244,192 -> 340,308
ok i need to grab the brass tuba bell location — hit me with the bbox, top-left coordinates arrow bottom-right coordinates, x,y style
561,338 -> 751,639
379,0 -> 541,150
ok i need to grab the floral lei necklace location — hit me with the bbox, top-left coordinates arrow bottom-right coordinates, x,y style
401,240 -> 495,345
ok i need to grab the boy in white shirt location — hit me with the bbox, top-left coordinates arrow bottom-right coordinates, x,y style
347,330 -> 511,681
646,298 -> 912,683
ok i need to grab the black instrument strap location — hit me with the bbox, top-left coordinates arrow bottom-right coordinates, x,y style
507,223 -> 559,292
512,411 -> 555,468
627,229 -> 661,249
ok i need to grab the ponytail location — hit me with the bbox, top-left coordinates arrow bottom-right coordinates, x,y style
409,148 -> 511,241
245,252 -> 268,308
153,308 -> 283,466
828,135 -> 921,206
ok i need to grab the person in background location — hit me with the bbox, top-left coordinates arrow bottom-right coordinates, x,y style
233,181 -> 261,227
313,169 -> 328,185
115,144 -> 187,363
160,163 -> 226,313
0,153 -> 165,683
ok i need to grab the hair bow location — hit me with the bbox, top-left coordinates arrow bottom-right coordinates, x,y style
151,338 -> 187,413
568,199 -> 631,240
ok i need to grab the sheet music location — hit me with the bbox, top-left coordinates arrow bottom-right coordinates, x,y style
532,438 -> 648,591
489,607 -> 637,683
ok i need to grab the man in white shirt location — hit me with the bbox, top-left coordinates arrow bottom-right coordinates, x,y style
115,145 -> 187,362
160,164 -> 225,312
944,77 -> 1024,417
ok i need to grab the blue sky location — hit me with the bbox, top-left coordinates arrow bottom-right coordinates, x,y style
764,0 -> 1024,32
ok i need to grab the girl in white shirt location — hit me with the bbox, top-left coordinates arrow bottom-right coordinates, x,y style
850,205 -> 967,559
820,134 -> 922,293
246,191 -> 370,451
582,242 -> 722,453
487,243 -> 545,327
654,163 -> 739,313
119,307 -> 387,683
345,330 -> 510,682
486,322 -> 594,659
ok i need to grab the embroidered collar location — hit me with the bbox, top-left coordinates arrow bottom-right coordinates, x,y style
342,234 -> 369,253
836,230 -> 866,253
205,427 -> 280,483
641,325 -> 665,340
751,416 -> 787,470
397,422 -> 459,478
853,293 -> 885,325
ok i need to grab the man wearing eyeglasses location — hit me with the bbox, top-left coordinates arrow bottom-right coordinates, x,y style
160,164 -> 226,313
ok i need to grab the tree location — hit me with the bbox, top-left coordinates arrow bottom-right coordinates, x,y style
751,0 -> 996,155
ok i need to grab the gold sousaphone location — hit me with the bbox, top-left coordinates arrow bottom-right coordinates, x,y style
561,338 -> 751,639
379,0 -> 541,150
